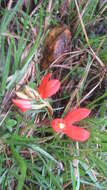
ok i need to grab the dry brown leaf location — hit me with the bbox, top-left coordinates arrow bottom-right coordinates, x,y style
40,25 -> 71,69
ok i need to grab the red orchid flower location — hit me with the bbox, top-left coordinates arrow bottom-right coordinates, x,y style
38,73 -> 60,99
12,99 -> 32,113
51,108 -> 91,142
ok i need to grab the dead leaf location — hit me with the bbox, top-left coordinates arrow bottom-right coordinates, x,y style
40,25 -> 71,69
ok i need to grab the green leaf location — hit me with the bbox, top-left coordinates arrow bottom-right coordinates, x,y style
5,119 -> 17,132
29,145 -> 59,165
70,161 -> 76,190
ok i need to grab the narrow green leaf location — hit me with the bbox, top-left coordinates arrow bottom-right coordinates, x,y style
1,45 -> 11,94
70,161 -> 76,190
10,140 -> 27,190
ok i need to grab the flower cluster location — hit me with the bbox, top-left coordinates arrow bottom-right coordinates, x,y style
12,73 -> 91,142
12,73 -> 60,113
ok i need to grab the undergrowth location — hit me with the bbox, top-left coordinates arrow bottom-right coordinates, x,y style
0,0 -> 107,190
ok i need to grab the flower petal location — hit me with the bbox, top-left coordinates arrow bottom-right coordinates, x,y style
38,73 -> 51,96
12,99 -> 32,113
64,108 -> 91,125
51,118 -> 66,132
40,79 -> 60,99
64,125 -> 90,142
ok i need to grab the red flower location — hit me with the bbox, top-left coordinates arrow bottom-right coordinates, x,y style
12,99 -> 32,113
38,73 -> 60,99
51,108 -> 91,142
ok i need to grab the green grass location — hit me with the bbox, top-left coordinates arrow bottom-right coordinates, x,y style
0,0 -> 107,189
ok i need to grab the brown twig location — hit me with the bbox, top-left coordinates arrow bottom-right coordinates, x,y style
63,1 -> 106,115
8,0 -> 13,10
0,105 -> 13,127
30,0 -> 43,18
79,75 -> 104,105
44,0 -> 53,31
1,32 -> 28,41
62,60 -> 92,116
78,37 -> 106,105
63,180 -> 72,189
49,50 -> 85,68
74,0 -> 105,68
